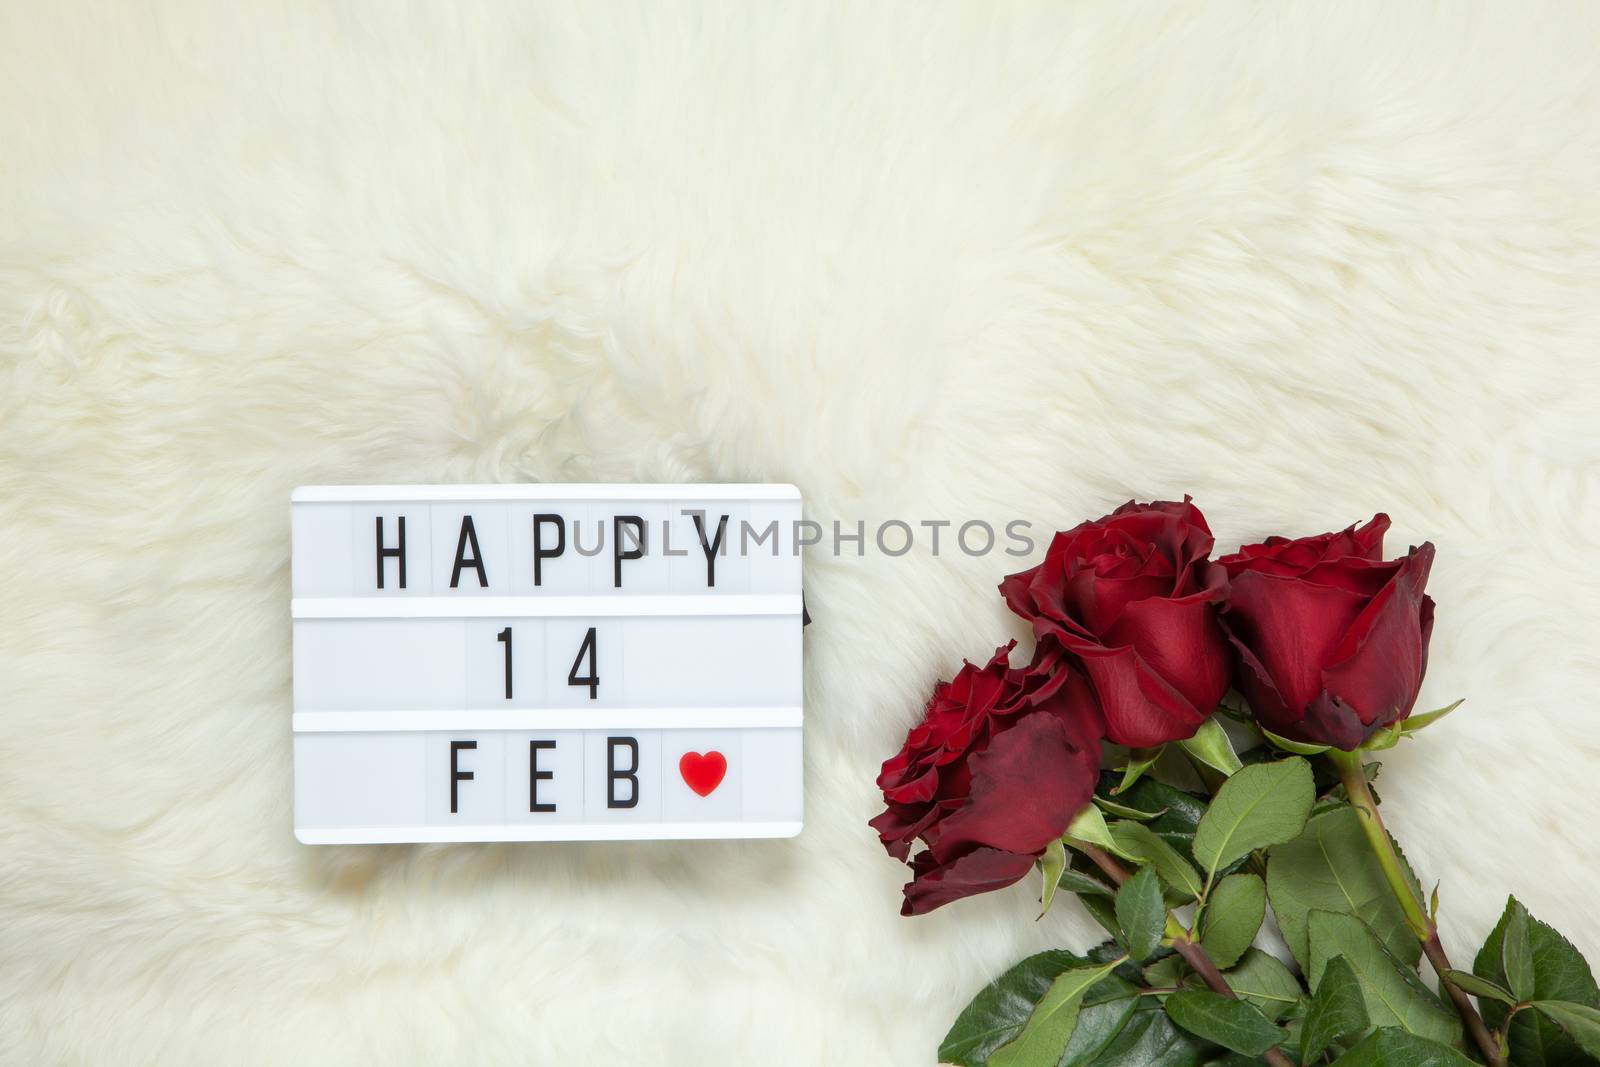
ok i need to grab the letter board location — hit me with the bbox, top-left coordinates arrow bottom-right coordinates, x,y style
291,484 -> 804,843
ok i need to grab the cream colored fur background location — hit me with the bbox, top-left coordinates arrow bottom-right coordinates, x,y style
2,3 -> 1598,1064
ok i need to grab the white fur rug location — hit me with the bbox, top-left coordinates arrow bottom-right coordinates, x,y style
3,4 -> 1598,1063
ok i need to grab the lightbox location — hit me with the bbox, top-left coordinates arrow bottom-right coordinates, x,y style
290,484 -> 804,843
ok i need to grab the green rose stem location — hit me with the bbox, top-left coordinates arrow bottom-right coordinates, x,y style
1081,844 -> 1297,1067
1325,749 -> 1505,1067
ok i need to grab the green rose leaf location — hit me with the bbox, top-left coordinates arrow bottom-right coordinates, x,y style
1094,795 -> 1168,822
1075,999 -> 1210,1066
1065,805 -> 1133,860
990,961 -> 1123,1067
1328,1028 -> 1478,1066
1399,698 -> 1464,735
1442,970 -> 1517,1007
1056,985 -> 1142,1067
1162,990 -> 1283,1056
1473,896 -> 1600,1067
1193,758 -> 1314,879
1503,904 -> 1537,1003
1300,955 -> 1370,1065
1116,867 -> 1167,962
1176,718 -> 1243,777
1218,949 -> 1304,1022
939,950 -> 1100,1066
1143,955 -> 1186,992
1531,1001 -> 1600,1058
1058,865 -> 1116,898
1111,821 -> 1204,902
1100,776 -> 1210,862
1114,747 -> 1165,795
1083,938 -> 1140,973
1199,873 -> 1267,970
1306,911 -> 1458,1047
1266,806 -> 1420,971
1039,839 -> 1068,918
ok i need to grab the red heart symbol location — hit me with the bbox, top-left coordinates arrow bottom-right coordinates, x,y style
678,751 -> 727,797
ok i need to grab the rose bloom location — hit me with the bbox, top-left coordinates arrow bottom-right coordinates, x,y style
1218,514 -> 1435,750
869,642 -> 1102,915
999,499 -> 1230,748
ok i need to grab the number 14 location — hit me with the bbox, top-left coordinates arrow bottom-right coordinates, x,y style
495,626 -> 599,701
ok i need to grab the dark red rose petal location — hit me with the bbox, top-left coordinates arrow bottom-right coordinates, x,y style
1069,568 -> 1174,632
1218,515 -> 1389,576
900,847 -> 1038,916
999,553 -> 1062,625
1298,556 -> 1402,597
868,803 -> 941,861
1101,583 -> 1230,716
1301,692 -> 1371,751
1036,656 -> 1110,749
927,712 -> 1096,860
1061,635 -> 1209,747
880,764 -> 939,805
1224,628 -> 1299,738
1417,593 -> 1435,678
1218,544 -> 1311,579
1350,514 -> 1391,560
1320,543 -> 1434,729
1223,570 -> 1367,714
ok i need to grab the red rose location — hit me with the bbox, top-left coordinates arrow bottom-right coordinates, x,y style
869,643 -> 1102,915
999,499 -> 1230,748
1218,514 -> 1436,750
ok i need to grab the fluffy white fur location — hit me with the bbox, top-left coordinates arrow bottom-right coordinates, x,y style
2,3 -> 1598,1063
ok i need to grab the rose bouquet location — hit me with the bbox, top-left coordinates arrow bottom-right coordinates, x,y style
872,500 -> 1599,1067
